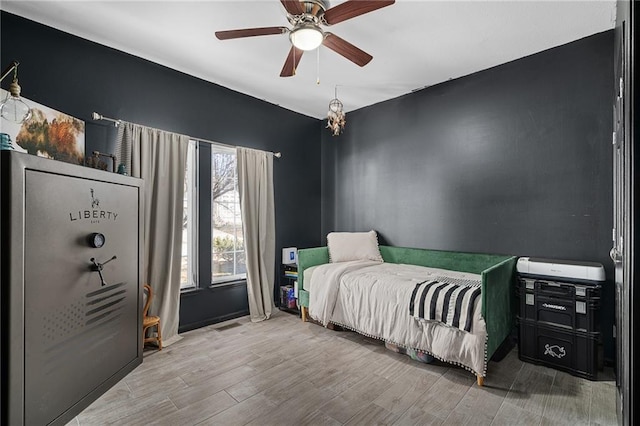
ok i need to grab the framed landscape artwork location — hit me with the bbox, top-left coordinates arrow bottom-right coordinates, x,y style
0,89 -> 85,165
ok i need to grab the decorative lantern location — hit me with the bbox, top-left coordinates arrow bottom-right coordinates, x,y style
326,86 -> 345,136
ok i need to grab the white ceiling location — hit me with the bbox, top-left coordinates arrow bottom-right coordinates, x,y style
1,1 -> 616,119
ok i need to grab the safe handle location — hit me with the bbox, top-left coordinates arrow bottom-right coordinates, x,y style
90,255 -> 117,286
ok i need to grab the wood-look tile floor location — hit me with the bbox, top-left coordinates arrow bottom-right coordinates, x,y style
69,311 -> 618,425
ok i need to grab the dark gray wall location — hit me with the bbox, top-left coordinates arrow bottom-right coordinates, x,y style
0,12 -> 323,330
1,11 -> 616,358
321,31 -> 615,359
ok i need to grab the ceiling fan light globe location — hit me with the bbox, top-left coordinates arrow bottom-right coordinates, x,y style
290,26 -> 324,51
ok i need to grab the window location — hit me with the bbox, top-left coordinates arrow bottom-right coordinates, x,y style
211,146 -> 246,283
180,141 -> 246,290
181,140 -> 197,289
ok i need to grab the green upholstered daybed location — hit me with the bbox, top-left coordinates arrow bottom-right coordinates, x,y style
297,245 -> 517,386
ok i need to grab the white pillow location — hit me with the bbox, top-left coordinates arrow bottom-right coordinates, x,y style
327,230 -> 384,263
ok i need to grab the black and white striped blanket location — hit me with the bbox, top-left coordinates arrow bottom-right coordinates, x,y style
409,276 -> 482,332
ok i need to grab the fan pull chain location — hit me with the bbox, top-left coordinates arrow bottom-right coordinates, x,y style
316,47 -> 320,85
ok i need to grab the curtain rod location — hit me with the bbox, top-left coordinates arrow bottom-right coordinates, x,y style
191,135 -> 282,158
91,112 -> 282,158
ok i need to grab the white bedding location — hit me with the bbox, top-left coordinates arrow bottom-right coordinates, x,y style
305,261 -> 488,376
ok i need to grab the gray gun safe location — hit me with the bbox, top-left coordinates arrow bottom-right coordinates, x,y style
1,150 -> 144,425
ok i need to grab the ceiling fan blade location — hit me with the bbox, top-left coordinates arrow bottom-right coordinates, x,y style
215,27 -> 288,40
280,0 -> 304,15
323,33 -> 372,67
280,46 -> 304,77
324,0 -> 395,25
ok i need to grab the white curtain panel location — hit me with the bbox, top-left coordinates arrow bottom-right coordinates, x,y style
237,147 -> 276,322
116,123 -> 189,344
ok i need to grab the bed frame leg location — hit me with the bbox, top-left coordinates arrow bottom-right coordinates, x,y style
477,375 -> 484,387
301,306 -> 308,322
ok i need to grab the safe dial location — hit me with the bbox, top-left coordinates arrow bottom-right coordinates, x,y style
87,232 -> 106,248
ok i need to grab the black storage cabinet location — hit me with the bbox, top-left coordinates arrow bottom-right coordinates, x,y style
517,273 -> 603,380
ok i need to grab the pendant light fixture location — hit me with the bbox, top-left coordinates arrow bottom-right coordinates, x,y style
0,61 -> 32,124
327,86 -> 345,136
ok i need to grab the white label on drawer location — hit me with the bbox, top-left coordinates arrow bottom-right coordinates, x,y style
542,303 -> 567,311
576,287 -> 586,297
576,301 -> 586,314
544,344 -> 567,359
526,294 -> 534,305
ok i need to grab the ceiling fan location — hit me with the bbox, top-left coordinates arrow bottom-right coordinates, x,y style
215,0 -> 395,77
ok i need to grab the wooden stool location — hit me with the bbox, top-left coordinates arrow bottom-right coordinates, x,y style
143,284 -> 162,350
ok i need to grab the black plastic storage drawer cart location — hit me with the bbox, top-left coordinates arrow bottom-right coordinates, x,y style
516,257 -> 605,380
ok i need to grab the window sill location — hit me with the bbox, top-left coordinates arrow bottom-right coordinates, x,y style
179,279 -> 247,296
180,277 -> 247,294
209,278 -> 247,289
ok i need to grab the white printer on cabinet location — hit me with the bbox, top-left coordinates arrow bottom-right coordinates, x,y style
517,257 -> 605,282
